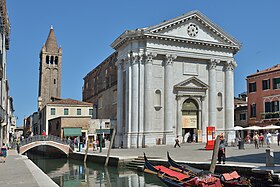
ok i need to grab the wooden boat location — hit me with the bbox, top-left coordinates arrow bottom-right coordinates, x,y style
167,152 -> 251,187
144,153 -> 222,187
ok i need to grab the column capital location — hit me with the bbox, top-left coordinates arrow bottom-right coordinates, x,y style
145,52 -> 157,64
209,58 -> 220,69
165,54 -> 177,66
226,60 -> 237,71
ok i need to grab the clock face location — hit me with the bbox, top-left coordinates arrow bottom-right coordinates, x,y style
187,23 -> 199,37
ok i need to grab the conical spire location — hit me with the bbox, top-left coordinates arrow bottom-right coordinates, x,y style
45,25 -> 59,53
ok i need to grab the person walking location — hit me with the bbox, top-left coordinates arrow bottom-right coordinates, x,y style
278,132 -> 280,146
218,134 -> 226,164
253,132 -> 259,149
184,132 -> 190,143
266,131 -> 272,148
174,136 -> 181,148
259,133 -> 264,147
1,143 -> 7,163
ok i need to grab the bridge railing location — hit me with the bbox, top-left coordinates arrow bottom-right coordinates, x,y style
20,135 -> 69,146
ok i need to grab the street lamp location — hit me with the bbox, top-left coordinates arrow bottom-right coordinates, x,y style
99,121 -> 102,153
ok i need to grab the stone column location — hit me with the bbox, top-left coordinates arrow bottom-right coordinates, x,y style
116,60 -> 123,148
144,52 -> 156,146
163,54 -> 177,144
131,54 -> 139,148
225,60 -> 236,143
209,59 -> 219,127
201,96 -> 207,142
138,51 -> 145,147
125,57 -> 132,148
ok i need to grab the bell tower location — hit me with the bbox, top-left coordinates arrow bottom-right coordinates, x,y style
38,26 -> 62,110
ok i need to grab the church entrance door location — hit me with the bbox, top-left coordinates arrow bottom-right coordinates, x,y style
182,99 -> 199,143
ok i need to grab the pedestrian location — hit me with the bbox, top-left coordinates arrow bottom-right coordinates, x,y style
218,134 -> 226,164
42,130 -> 46,136
16,138 -> 20,154
259,133 -> 264,147
278,132 -> 280,146
266,131 -> 272,148
184,132 -> 190,143
246,134 -> 251,144
1,143 -> 7,163
253,132 -> 259,149
174,135 -> 180,148
192,133 -> 196,143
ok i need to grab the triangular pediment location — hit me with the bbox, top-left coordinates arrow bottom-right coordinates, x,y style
174,77 -> 208,91
145,10 -> 241,49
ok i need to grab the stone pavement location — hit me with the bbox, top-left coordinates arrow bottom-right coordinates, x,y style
0,150 -> 58,187
85,142 -> 280,167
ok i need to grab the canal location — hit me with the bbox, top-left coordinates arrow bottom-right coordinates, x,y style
28,153 -> 165,187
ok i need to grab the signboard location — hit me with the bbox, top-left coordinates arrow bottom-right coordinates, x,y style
182,115 -> 197,128
205,126 -> 215,150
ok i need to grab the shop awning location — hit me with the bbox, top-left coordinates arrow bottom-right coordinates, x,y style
64,128 -> 82,136
96,128 -> 111,134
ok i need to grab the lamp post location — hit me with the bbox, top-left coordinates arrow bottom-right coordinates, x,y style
99,123 -> 102,153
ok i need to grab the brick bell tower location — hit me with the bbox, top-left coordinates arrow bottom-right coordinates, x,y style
38,25 -> 62,110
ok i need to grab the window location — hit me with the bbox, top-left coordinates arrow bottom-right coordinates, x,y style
262,79 -> 270,90
272,101 -> 279,112
89,109 -> 93,115
265,102 -> 271,112
46,56 -> 49,64
273,78 -> 280,89
64,108 -> 69,115
250,104 -> 256,117
77,108 -> 81,115
249,82 -> 256,92
54,79 -> 56,84
240,113 -> 246,121
154,89 -> 161,107
217,92 -> 223,109
50,56 -> 54,64
98,97 -> 103,109
55,56 -> 58,65
51,108 -> 56,115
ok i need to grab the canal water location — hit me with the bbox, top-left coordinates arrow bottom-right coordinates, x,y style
28,154 -> 165,187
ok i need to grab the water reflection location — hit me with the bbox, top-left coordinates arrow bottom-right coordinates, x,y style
28,154 -> 164,187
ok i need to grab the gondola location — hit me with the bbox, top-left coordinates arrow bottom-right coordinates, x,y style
167,152 -> 251,187
144,153 -> 222,187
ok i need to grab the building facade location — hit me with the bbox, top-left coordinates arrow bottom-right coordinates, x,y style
83,10 -> 241,148
234,96 -> 247,128
39,98 -> 93,135
38,26 -> 62,110
247,64 -> 280,127
82,52 -> 118,119
0,0 -> 10,146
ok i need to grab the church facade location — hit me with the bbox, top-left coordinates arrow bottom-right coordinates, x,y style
111,10 -> 241,148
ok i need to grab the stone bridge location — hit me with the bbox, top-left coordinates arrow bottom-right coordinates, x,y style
19,135 -> 73,156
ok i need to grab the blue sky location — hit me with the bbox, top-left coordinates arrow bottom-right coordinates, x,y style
6,1 -> 280,125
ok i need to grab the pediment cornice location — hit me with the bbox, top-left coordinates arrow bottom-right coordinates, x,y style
174,76 -> 209,91
111,10 -> 241,53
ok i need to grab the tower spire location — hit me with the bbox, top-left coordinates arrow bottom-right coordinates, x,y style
45,25 -> 58,53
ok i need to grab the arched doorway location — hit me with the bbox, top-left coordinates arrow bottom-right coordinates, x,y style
182,99 -> 199,143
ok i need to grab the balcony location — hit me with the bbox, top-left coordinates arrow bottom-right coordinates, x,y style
261,112 -> 280,120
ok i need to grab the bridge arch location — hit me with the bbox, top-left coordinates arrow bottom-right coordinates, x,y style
19,135 -> 73,156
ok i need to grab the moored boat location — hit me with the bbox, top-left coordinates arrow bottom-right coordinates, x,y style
167,152 -> 251,187
144,153 -> 222,187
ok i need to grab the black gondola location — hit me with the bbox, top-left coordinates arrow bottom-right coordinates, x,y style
144,153 -> 223,187
167,152 -> 251,187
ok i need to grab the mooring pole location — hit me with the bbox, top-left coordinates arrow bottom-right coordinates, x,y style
209,135 -> 221,173
84,133 -> 89,163
105,128 -> 116,167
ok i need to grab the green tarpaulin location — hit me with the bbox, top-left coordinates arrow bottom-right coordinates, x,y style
64,128 -> 82,136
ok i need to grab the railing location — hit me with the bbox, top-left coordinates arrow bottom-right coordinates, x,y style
20,135 -> 69,146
